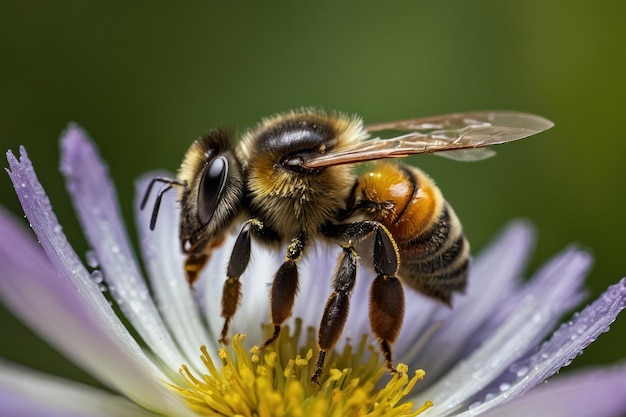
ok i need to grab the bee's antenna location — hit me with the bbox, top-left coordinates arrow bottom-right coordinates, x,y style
141,177 -> 186,230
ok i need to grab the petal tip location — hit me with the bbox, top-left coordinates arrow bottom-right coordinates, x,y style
60,123 -> 97,175
60,123 -> 89,150
506,218 -> 536,240
5,146 -> 32,178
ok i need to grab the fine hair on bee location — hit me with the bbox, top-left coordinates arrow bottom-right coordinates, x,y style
141,107 -> 553,383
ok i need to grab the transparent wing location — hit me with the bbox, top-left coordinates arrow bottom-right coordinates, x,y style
303,111 -> 553,168
435,147 -> 497,162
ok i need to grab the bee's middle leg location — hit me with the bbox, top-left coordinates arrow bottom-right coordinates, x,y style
312,245 -> 358,384
261,232 -> 308,348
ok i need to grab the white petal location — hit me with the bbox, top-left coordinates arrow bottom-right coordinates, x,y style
135,172 -> 215,370
202,231 -> 281,345
0,360 -> 156,417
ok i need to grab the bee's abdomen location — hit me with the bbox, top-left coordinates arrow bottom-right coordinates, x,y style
356,162 -> 469,305
398,202 -> 469,305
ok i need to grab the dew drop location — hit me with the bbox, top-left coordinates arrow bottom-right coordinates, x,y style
91,270 -> 104,284
111,245 -> 120,253
499,382 -> 511,392
468,401 -> 482,410
516,366 -> 529,377
53,225 -> 63,234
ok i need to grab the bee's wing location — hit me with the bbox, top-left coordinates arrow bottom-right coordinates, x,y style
303,111 -> 553,168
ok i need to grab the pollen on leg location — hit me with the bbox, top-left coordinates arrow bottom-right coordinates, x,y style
169,319 -> 431,416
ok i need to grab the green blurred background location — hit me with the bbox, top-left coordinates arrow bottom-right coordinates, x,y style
1,1 -> 624,387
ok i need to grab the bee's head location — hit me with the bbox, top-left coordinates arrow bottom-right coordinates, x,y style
177,128 -> 244,253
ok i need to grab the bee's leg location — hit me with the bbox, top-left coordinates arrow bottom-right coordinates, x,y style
367,223 -> 404,374
312,246 -> 358,384
369,273 -> 405,373
323,220 -> 404,374
261,232 -> 307,348
183,235 -> 228,286
184,251 -> 210,286
219,220 -> 260,344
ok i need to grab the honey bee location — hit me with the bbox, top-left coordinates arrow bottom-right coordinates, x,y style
141,108 -> 553,383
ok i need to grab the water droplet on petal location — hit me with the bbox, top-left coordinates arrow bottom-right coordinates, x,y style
499,382 -> 511,392
469,401 -> 482,410
516,366 -> 529,377
91,270 -> 104,284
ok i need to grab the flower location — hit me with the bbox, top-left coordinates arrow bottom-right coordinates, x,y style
0,124 -> 625,416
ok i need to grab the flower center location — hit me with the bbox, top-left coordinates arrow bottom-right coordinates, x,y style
171,320 -> 432,416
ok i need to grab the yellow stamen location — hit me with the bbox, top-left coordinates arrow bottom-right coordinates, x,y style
170,320 -> 431,416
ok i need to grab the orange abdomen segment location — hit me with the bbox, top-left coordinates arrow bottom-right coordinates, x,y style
357,162 -> 443,243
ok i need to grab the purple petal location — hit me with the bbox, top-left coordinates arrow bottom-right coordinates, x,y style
479,365 -> 626,417
3,147 -> 188,414
59,126 -> 191,373
0,360 -> 155,417
460,278 -> 626,415
414,247 -> 592,415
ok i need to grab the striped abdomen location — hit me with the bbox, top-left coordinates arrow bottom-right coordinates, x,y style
355,162 -> 469,305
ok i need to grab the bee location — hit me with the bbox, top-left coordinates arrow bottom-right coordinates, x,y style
141,108 -> 553,383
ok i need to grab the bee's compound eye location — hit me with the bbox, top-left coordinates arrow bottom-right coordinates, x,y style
282,154 -> 313,175
284,155 -> 304,167
198,155 -> 228,226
